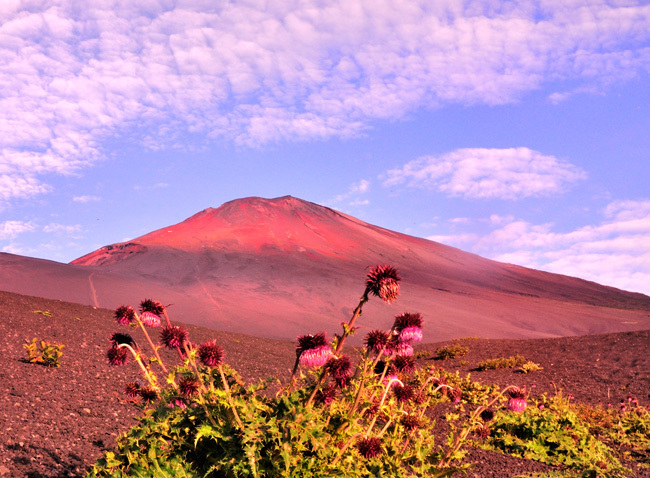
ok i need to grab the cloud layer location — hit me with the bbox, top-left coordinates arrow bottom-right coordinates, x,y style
1,0 -> 649,204
430,199 -> 650,295
383,147 -> 586,199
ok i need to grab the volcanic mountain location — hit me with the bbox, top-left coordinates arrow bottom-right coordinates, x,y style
2,196 -> 649,341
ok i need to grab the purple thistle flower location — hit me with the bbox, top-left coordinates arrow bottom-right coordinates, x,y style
393,383 -> 415,404
355,437 -> 384,459
197,340 -> 224,367
324,355 -> 354,388
364,330 -> 391,355
140,311 -> 161,328
398,326 -> 423,343
299,345 -> 333,368
114,305 -> 135,326
296,332 -> 328,356
393,354 -> 415,373
124,382 -> 141,398
449,387 -> 462,404
474,425 -> 491,440
366,265 -> 400,304
110,332 -> 136,347
392,313 -> 423,333
178,376 -> 200,397
394,342 -> 414,357
139,299 -> 165,316
401,414 -> 421,432
480,408 -> 495,422
160,325 -> 188,349
506,387 -> 527,412
315,384 -> 338,406
139,387 -> 159,403
106,345 -> 129,366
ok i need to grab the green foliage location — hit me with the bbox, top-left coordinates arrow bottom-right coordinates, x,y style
476,354 -> 527,371
435,344 -> 469,360
88,358 -> 478,478
482,392 -> 631,477
517,361 -> 543,374
32,310 -> 53,317
23,337 -> 64,368
575,402 -> 650,467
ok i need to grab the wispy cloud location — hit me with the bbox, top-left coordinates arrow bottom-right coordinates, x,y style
1,1 -> 648,205
0,220 -> 37,240
73,195 -> 100,203
383,148 -> 586,199
330,179 -> 371,207
43,223 -> 83,237
433,199 -> 650,295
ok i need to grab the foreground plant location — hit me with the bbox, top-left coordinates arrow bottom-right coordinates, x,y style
89,265 -> 627,478
88,266 -> 500,477
23,337 -> 64,368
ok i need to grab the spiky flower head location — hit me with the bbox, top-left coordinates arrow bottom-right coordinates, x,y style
160,325 -> 188,349
366,265 -> 400,304
392,313 -> 423,333
114,305 -> 136,326
393,354 -> 415,373
325,355 -> 354,388
140,311 -> 161,328
364,330 -> 391,355
110,332 -> 136,347
480,408 -> 495,422
355,437 -> 384,459
106,345 -> 129,366
401,414 -> 421,432
506,387 -> 527,412
124,382 -> 141,399
474,424 -> 491,440
296,332 -> 328,357
297,332 -> 333,367
139,387 -> 159,403
197,340 -> 224,367
394,342 -> 414,357
449,387 -> 462,404
393,383 -> 416,403
398,326 -> 423,343
178,376 -> 201,397
139,299 -> 165,315
315,384 -> 338,406
299,345 -> 333,368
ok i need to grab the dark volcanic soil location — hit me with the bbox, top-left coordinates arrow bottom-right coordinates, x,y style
0,290 -> 648,478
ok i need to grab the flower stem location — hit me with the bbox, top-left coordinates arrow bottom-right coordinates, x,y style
134,313 -> 168,374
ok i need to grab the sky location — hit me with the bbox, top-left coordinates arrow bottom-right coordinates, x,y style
1,0 -> 650,296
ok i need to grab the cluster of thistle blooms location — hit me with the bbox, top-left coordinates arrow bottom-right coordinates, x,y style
106,299 -> 224,405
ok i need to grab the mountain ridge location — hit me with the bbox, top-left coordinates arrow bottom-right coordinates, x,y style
2,195 -> 649,341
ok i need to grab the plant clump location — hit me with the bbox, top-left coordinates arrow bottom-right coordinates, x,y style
476,354 -> 527,371
23,337 -> 64,368
435,343 -> 470,360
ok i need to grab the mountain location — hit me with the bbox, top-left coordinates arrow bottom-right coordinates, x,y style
2,196 -> 649,341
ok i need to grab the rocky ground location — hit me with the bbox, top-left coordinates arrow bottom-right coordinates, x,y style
0,290 -> 648,477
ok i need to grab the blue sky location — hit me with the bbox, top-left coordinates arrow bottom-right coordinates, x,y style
1,0 -> 650,295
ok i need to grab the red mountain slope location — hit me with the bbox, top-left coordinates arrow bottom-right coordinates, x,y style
3,196 -> 649,341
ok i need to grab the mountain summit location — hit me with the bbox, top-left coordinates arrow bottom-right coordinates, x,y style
3,196 -> 649,340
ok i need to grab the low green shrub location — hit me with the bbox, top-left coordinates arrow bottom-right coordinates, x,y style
482,392 -> 630,477
517,361 -> 543,373
476,354 -> 527,371
435,344 -> 469,360
23,337 -> 64,368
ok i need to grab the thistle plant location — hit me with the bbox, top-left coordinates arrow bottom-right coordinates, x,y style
88,265 -> 553,478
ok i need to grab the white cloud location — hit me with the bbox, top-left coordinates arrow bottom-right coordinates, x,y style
331,179 -> 371,206
73,195 -> 100,203
445,199 -> 650,295
43,223 -> 83,237
383,147 -> 586,199
1,1 -> 649,203
0,220 -> 37,240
